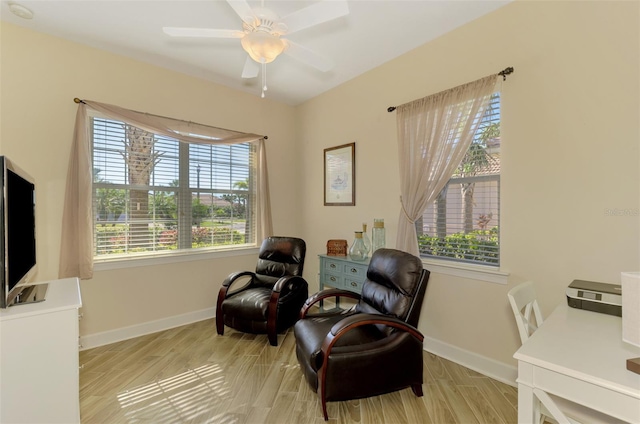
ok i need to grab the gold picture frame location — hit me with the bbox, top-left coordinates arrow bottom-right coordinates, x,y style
324,142 -> 355,206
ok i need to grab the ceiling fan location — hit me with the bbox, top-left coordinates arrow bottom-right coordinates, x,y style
163,0 -> 349,97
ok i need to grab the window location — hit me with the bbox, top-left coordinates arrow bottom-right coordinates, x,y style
417,93 -> 501,266
91,117 -> 256,258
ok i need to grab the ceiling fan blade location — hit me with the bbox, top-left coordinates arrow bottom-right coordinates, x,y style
279,0 -> 349,35
241,56 -> 260,79
283,40 -> 333,72
163,27 -> 244,38
226,0 -> 257,26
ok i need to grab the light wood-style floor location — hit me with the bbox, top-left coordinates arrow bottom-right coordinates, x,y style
79,318 -> 519,423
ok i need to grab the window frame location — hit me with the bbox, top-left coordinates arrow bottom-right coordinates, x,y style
93,245 -> 260,270
416,92 -> 507,282
420,257 -> 509,285
89,112 -> 259,264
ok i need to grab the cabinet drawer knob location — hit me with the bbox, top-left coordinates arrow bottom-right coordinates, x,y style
330,276 -> 337,282
350,282 -> 357,287
350,268 -> 357,273
330,263 -> 336,269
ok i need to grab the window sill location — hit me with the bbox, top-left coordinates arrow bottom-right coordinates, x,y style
420,258 -> 509,285
93,246 -> 260,271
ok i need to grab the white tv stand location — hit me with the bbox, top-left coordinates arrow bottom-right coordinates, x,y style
0,278 -> 82,423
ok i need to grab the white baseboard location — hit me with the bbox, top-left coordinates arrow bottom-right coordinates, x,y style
80,310 -> 518,388
79,308 -> 215,351
424,335 -> 518,387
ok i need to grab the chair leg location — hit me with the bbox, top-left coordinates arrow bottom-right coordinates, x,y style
411,384 -> 424,397
321,398 -> 329,421
215,313 -> 224,336
267,292 -> 280,346
533,388 -> 575,424
216,287 -> 227,336
267,327 -> 278,346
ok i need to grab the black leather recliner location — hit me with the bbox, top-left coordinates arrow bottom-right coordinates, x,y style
293,248 -> 430,420
216,236 -> 308,346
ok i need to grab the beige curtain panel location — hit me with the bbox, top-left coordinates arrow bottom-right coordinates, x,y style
395,75 -> 498,256
59,100 -> 272,280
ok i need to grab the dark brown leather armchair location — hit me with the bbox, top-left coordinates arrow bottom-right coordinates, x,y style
216,236 -> 307,346
293,248 -> 430,420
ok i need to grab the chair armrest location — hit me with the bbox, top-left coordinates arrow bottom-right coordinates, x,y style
272,275 -> 308,295
328,314 -> 424,342
300,288 -> 362,318
223,271 -> 256,288
220,271 -> 258,296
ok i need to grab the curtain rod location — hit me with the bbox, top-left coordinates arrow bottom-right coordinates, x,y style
73,98 -> 268,140
386,67 -> 514,113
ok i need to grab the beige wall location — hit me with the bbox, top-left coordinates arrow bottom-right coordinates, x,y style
296,0 -> 640,366
0,22 -> 300,336
1,0 -> 638,370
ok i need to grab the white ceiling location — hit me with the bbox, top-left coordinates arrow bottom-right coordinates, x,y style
1,0 -> 511,105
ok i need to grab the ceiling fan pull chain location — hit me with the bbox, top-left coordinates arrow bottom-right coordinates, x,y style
261,62 -> 268,98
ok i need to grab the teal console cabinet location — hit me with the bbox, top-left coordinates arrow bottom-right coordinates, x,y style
318,254 -> 370,295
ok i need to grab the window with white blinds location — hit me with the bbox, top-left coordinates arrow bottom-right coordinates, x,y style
91,117 -> 256,258
417,93 -> 501,266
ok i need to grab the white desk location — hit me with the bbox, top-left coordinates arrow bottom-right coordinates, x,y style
514,303 -> 640,423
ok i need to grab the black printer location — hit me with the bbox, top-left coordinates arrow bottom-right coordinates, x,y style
566,279 -> 622,317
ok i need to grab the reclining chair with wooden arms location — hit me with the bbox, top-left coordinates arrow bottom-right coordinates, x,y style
293,248 -> 430,420
216,236 -> 307,346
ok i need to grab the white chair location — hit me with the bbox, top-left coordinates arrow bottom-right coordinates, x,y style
508,281 -> 544,345
508,282 -> 625,424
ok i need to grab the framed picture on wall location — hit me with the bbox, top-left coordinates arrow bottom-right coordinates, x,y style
324,142 -> 355,206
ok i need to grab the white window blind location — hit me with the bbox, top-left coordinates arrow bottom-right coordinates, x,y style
91,117 -> 255,258
417,93 -> 501,266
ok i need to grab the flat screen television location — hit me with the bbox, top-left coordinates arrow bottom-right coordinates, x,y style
0,155 -> 39,308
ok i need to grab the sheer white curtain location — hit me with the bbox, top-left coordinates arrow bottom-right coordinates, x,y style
59,100 -> 272,279
395,75 -> 498,255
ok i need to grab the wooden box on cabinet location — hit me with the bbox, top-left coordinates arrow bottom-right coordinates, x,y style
326,239 -> 348,256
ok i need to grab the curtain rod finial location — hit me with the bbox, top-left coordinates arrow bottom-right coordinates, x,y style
387,106 -> 396,113
74,98 -> 83,104
498,67 -> 514,81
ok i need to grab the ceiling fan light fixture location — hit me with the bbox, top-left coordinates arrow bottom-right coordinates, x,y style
241,31 -> 285,64
8,2 -> 33,19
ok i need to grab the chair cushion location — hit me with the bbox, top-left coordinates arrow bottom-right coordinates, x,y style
222,287 -> 272,321
356,249 -> 424,325
255,237 -> 306,282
